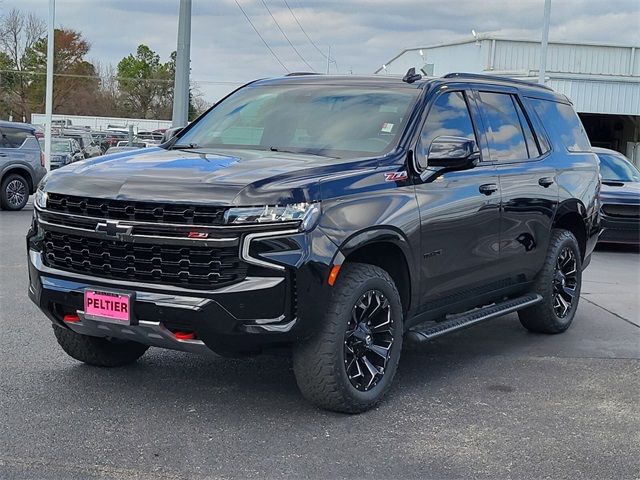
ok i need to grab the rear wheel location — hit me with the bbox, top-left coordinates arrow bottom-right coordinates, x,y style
519,229 -> 582,333
293,263 -> 403,413
53,325 -> 148,367
1,173 -> 29,211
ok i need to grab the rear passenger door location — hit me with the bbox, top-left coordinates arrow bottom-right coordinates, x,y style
474,88 -> 558,285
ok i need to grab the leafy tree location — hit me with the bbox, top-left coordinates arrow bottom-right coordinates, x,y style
117,45 -> 174,119
24,28 -> 100,115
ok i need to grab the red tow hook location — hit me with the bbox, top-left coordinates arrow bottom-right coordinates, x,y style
63,314 -> 80,323
174,331 -> 196,340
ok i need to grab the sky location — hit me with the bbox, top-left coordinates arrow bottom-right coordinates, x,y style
2,0 -> 639,102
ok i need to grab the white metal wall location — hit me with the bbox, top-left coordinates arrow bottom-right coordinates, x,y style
379,38 -> 640,116
31,113 -> 173,131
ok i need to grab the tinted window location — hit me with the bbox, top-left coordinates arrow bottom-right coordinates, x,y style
513,99 -> 541,157
0,128 -> 29,148
179,85 -> 419,159
417,91 -> 477,168
477,92 -> 528,161
529,98 -> 591,152
597,153 -> 640,182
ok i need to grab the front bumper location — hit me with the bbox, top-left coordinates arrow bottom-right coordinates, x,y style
27,221 -> 338,356
599,216 -> 640,245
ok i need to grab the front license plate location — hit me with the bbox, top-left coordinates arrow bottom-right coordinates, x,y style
84,289 -> 132,324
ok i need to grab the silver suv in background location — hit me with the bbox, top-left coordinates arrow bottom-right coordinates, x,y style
0,121 -> 47,211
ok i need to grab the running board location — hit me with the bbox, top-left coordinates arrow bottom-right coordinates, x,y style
407,293 -> 543,343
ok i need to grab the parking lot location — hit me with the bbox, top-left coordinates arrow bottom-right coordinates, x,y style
1,204 -> 638,480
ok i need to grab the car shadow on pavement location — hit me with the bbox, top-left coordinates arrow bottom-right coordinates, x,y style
45,313 -> 542,418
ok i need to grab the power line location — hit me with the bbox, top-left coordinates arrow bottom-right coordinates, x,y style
0,69 -> 242,86
283,0 -> 328,59
283,0 -> 338,72
233,0 -> 290,73
261,0 -> 315,72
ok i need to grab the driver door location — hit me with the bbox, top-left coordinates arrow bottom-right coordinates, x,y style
413,89 -> 502,312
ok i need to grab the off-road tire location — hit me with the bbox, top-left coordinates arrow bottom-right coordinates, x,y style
0,173 -> 29,211
518,229 -> 582,334
53,325 -> 149,367
292,263 -> 403,413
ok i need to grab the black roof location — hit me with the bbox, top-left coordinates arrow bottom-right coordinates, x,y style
253,72 -> 565,102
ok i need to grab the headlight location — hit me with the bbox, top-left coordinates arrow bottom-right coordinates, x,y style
224,203 -> 320,230
35,188 -> 48,209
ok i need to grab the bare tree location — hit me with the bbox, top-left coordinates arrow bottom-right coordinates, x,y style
0,8 -> 45,120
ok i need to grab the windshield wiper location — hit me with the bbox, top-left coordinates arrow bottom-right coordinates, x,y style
171,143 -> 201,150
268,146 -> 338,159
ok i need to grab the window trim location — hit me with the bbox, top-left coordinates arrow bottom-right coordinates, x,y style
412,87 -> 482,174
474,89 -> 552,165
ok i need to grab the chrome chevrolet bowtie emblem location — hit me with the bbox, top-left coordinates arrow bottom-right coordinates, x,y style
95,220 -> 132,239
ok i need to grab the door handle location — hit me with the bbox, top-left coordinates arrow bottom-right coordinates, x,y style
479,183 -> 498,195
538,177 -> 554,188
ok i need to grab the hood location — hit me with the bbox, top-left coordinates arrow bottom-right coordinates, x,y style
43,147 -> 367,206
600,181 -> 640,203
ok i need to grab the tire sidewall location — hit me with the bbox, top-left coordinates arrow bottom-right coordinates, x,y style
544,233 -> 582,327
333,273 -> 404,406
1,174 -> 29,211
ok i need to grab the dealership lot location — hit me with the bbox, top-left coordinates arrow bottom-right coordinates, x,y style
1,206 -> 638,480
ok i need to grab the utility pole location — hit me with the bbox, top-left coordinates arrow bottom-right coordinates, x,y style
326,46 -> 331,74
44,0 -> 55,172
172,0 -> 192,128
539,0 -> 551,84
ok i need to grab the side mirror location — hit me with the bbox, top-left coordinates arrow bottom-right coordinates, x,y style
427,136 -> 480,169
162,126 -> 183,144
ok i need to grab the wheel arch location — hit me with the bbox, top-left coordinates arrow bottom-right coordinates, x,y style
552,199 -> 588,260
1,165 -> 34,193
335,227 -> 415,315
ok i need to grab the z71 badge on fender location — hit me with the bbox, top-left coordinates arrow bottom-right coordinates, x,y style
384,171 -> 408,182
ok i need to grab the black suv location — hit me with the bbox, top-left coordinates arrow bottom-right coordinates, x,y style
27,73 -> 600,412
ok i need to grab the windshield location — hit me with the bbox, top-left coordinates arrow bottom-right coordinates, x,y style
598,153 -> 640,182
175,84 -> 419,158
39,139 -> 71,154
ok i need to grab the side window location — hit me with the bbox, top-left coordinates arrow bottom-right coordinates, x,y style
0,128 -> 29,149
417,91 -> 477,169
477,91 -> 528,162
529,98 -> 591,152
513,98 -> 541,158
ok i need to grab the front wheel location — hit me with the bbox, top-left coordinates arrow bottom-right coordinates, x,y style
53,325 -> 149,367
519,229 -> 582,334
293,263 -> 403,413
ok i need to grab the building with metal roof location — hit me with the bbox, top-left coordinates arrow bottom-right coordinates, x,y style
376,36 -> 640,165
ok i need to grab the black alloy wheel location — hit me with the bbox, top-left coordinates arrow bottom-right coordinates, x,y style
552,246 -> 578,318
344,290 -> 394,392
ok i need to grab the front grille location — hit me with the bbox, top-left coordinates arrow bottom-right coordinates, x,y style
47,193 -> 228,226
602,204 -> 640,219
42,230 -> 247,289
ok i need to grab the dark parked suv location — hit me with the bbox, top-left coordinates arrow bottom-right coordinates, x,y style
1,121 -> 47,210
27,72 -> 600,412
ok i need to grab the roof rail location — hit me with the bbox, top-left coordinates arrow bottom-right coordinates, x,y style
285,72 -> 320,76
443,72 -> 554,91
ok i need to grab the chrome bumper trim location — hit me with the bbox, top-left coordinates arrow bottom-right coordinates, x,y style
30,249 -> 284,296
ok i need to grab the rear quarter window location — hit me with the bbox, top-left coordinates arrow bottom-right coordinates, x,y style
0,128 -> 30,149
529,98 -> 591,152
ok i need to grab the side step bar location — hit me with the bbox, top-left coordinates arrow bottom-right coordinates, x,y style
407,293 -> 543,343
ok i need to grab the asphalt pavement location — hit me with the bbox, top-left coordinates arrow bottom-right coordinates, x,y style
1,204 -> 639,480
